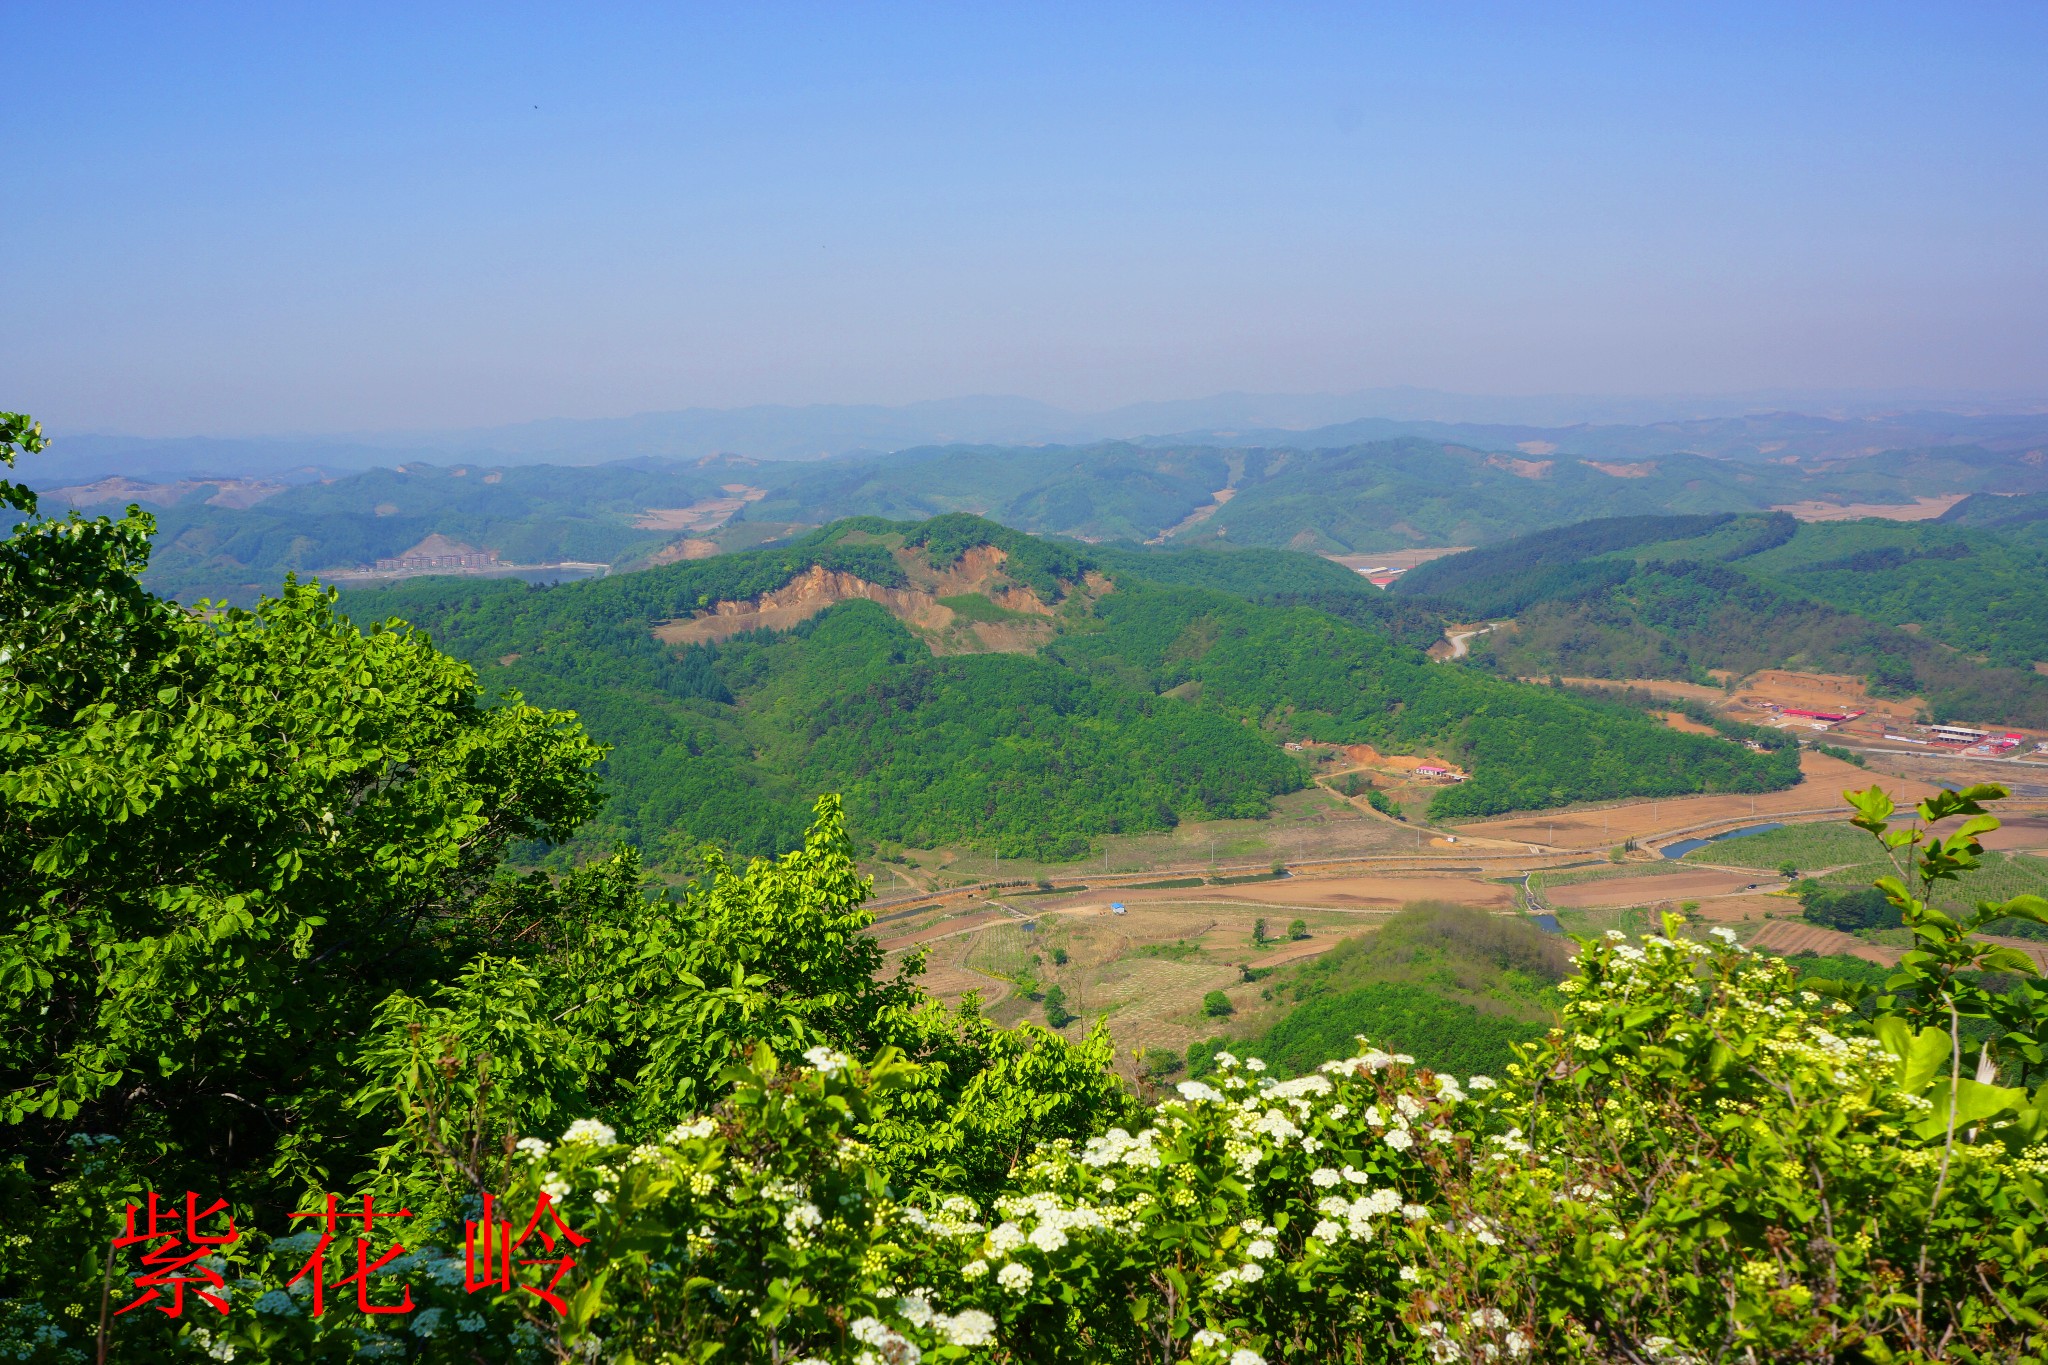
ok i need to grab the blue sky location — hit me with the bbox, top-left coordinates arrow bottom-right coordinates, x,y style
5,2 -> 2046,435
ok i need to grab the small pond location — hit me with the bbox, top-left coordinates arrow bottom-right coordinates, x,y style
1660,822 -> 1786,860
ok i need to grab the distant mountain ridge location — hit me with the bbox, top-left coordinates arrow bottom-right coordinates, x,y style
20,423 -> 2048,605
44,390 -> 2048,481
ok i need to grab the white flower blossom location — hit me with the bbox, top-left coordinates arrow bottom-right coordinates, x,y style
1384,1128 -> 1414,1152
997,1262 -> 1035,1293
1310,1167 -> 1342,1188
559,1118 -> 616,1146
667,1117 -> 717,1143
514,1137 -> 551,1161
933,1310 -> 996,1347
802,1046 -> 853,1075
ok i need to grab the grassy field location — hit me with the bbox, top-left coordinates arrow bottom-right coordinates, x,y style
1684,822 -> 2048,907
1681,822 -> 1873,874
961,922 -> 1042,979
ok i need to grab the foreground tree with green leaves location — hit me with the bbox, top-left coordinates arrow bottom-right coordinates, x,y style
0,415 -> 1125,1361
6,410 -> 2048,1363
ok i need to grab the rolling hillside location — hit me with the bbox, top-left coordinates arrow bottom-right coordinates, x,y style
26,420 -> 2048,604
342,516 -> 1799,864
1400,512 -> 2048,724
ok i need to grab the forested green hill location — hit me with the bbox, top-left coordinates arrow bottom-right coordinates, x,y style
1404,512 -> 2048,724
1050,580 -> 1797,818
348,516 -> 1800,861
1739,518 -> 2048,671
1191,903 -> 1569,1080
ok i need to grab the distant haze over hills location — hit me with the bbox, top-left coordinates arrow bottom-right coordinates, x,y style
41,389 -> 2048,482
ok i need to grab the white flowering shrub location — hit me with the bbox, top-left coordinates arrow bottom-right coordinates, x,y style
21,787 -> 2048,1364
1407,919 -> 2048,1363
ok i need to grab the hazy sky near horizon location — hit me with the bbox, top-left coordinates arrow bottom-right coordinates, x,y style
5,3 -> 2047,436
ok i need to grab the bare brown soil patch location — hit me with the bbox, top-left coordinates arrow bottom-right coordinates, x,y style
1979,816 -> 2048,852
1543,868 -> 1769,909
633,485 -> 767,533
1149,487 -> 1237,544
1485,455 -> 1554,479
1692,893 -> 1797,924
652,544 -> 1077,652
1050,873 -> 1513,914
1656,710 -> 1718,735
1452,753 -> 1940,849
46,476 -> 287,510
645,538 -> 721,566
1582,460 -> 1657,478
1769,494 -> 1967,523
1726,670 -> 1928,735
1325,547 -> 1473,574
1747,919 -> 1900,964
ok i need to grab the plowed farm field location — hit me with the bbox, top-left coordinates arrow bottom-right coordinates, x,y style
1450,754 -> 1939,849
1541,868 -> 1769,909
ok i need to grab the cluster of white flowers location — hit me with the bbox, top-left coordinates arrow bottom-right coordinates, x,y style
1312,1186 -> 1403,1242
803,1045 -> 853,1076
559,1118 -> 616,1146
1081,1126 -> 1163,1169
666,1116 -> 717,1143
850,1315 -> 920,1365
1209,1260 -> 1266,1294
931,1309 -> 995,1346
514,1136 -> 551,1161
899,1194 -> 986,1239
